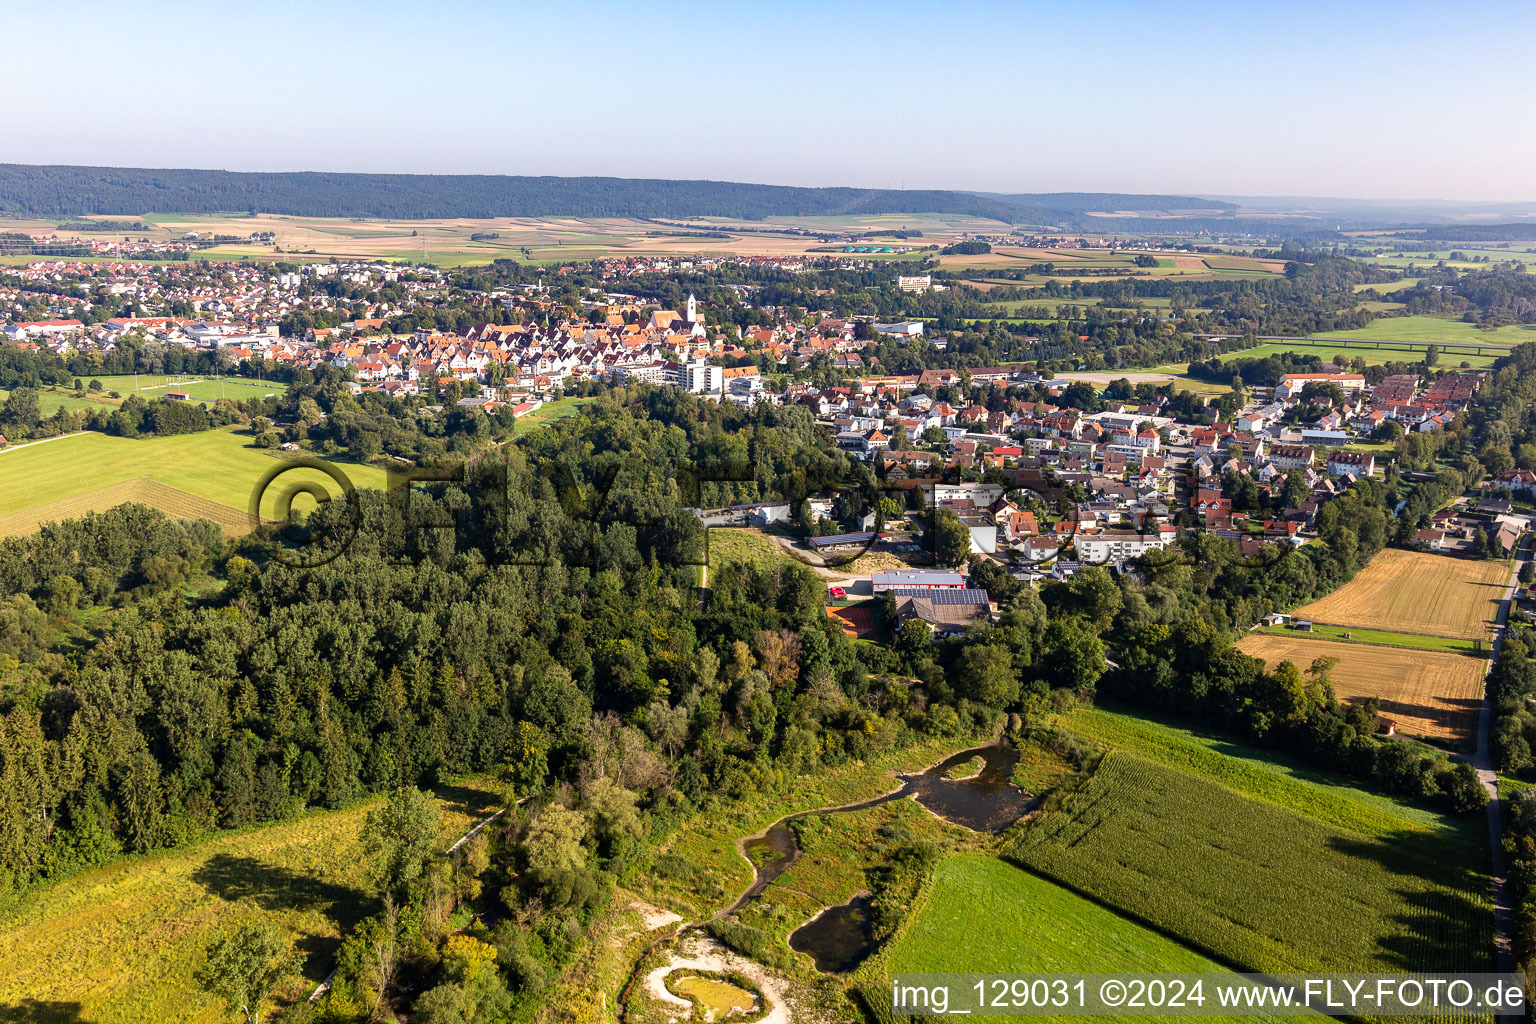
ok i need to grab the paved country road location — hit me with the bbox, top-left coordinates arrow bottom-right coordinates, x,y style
1471,523 -> 1532,983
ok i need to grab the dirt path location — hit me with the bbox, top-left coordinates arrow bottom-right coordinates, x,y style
760,531 -> 862,580
642,933 -> 795,1024
0,430 -> 92,455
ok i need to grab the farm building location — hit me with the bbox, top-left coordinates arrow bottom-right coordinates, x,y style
872,570 -> 966,592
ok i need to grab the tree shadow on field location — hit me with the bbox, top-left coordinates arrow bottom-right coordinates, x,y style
432,781 -> 499,820
192,853 -> 378,977
0,1000 -> 87,1023
1325,832 -> 1493,972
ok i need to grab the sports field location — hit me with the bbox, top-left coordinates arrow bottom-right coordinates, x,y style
0,780 -> 499,1024
1,384 -> 123,417
91,373 -> 284,405
0,428 -> 387,536
1289,548 -> 1510,640
1236,633 -> 1487,744
1007,753 -> 1490,975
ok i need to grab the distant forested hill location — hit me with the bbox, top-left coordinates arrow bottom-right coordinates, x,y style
0,164 -> 1031,222
1415,223 -> 1536,242
981,192 -> 1240,213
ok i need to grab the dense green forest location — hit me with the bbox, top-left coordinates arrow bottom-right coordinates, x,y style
1415,224 -> 1536,242
0,165 -> 1025,221
981,191 -> 1238,212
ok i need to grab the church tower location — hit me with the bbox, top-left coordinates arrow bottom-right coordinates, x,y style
686,293 -> 698,323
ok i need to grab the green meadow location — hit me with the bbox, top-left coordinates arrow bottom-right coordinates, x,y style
1217,337 -> 1500,369
513,394 -> 599,430
0,780 -> 499,1024
1054,706 -> 1466,836
882,856 -> 1290,1024
1315,314 -> 1536,348
1252,622 -> 1486,656
0,427 -> 388,526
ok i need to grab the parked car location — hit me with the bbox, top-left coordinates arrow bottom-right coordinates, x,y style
828,586 -> 846,600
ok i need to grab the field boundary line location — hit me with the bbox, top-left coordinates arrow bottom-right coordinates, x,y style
0,430 -> 93,456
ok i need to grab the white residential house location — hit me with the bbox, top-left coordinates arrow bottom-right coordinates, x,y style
1074,526 -> 1178,564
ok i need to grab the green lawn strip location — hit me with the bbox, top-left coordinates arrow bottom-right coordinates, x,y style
1252,623 -> 1487,656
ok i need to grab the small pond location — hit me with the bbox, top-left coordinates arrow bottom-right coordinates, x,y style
788,891 -> 875,973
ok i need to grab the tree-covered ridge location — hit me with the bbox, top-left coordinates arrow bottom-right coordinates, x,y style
982,191 -> 1239,212
0,164 -> 1025,221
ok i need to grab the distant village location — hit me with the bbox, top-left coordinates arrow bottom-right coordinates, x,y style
4,255 -> 1525,617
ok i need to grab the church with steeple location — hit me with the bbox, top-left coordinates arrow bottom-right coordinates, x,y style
646,293 -> 706,338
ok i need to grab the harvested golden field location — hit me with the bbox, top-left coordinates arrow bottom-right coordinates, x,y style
1237,633 -> 1486,743
1290,548 -> 1511,640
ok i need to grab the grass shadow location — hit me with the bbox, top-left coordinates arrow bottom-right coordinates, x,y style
191,852 -> 376,980
1325,832 -> 1494,973
0,1001 -> 86,1023
432,781 -> 499,821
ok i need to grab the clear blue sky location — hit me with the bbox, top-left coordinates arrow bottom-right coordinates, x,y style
8,0 -> 1534,201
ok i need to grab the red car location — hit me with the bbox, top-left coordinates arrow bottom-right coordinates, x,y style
828,587 -> 846,600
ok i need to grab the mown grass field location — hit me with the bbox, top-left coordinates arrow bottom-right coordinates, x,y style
0,780 -> 500,1024
0,476 -> 257,538
1236,632 -> 1487,745
90,372 -> 285,405
1217,338 -> 1500,369
0,427 -> 388,536
1353,278 -> 1423,294
1315,314 -> 1536,349
1,383 -> 123,416
1006,753 -> 1491,975
882,856 -> 1289,1024
1290,548 -> 1510,641
513,394 -> 598,430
